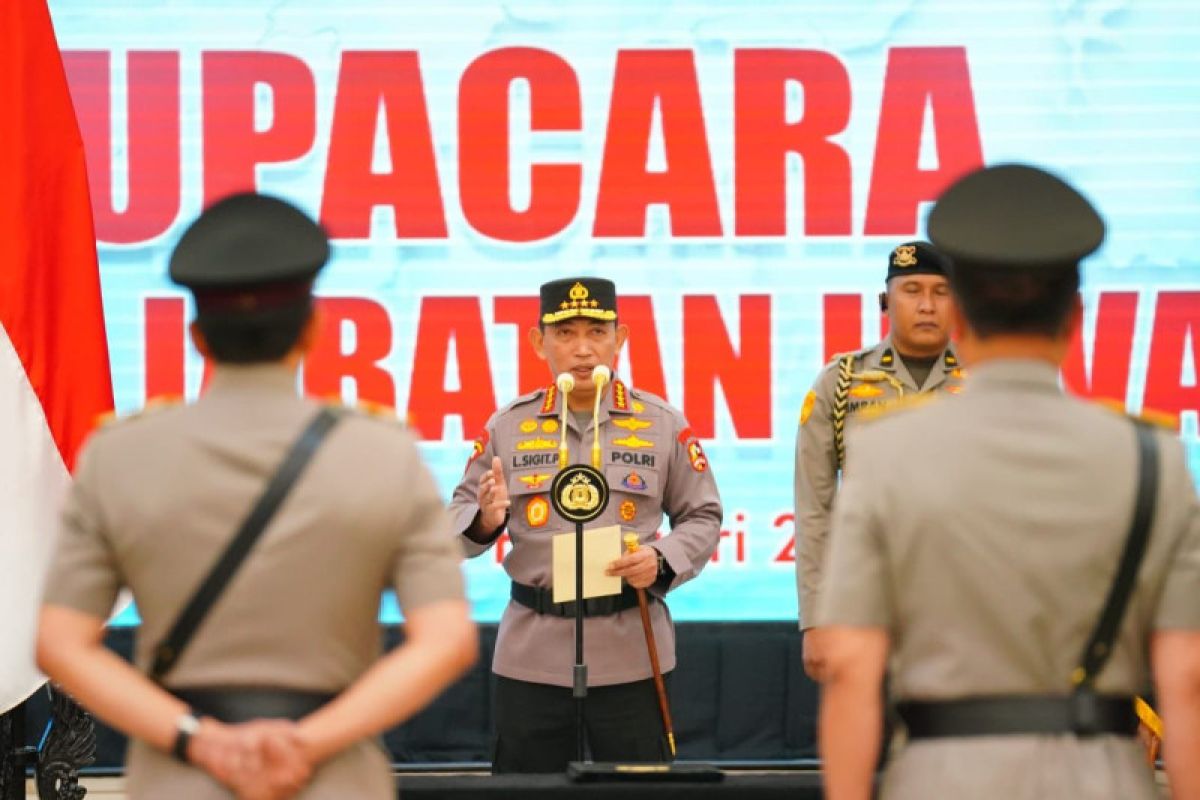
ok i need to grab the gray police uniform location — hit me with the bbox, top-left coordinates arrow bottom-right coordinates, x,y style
450,378 -> 722,687
794,335 -> 964,626
817,359 -> 1200,799
43,365 -> 467,799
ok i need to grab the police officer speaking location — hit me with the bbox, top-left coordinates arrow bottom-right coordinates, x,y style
450,277 -> 722,773
795,241 -> 963,678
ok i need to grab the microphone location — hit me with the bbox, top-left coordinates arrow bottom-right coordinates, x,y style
590,366 -> 611,469
555,373 -> 574,469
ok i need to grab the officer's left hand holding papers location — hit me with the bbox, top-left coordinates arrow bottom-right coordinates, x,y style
605,546 -> 659,589
189,718 -> 313,799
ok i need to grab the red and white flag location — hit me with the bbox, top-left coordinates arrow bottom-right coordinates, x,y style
0,0 -> 114,713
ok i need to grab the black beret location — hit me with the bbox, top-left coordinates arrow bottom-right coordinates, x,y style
540,277 -> 618,325
928,164 -> 1104,271
886,240 -> 950,282
169,193 -> 329,291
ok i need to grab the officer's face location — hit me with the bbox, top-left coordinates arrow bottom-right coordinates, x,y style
529,318 -> 630,399
886,274 -> 954,356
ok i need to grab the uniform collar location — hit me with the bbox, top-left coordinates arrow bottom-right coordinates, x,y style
964,358 -> 1061,393
537,377 -> 631,428
864,335 -> 959,392
205,363 -> 299,396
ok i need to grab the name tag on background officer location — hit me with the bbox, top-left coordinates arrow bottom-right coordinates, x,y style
552,525 -> 622,603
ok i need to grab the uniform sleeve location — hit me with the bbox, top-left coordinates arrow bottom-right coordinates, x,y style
795,368 -> 839,628
652,411 -> 723,594
447,419 -> 502,558
1153,436 -> 1200,631
390,440 -> 467,612
813,429 -> 893,630
42,442 -> 123,618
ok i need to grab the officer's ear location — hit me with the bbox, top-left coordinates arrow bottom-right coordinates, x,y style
188,321 -> 212,359
878,291 -> 889,313
528,326 -> 548,361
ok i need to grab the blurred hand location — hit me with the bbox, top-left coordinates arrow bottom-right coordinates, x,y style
189,718 -> 312,800
803,627 -> 828,682
477,457 -> 510,532
606,546 -> 658,589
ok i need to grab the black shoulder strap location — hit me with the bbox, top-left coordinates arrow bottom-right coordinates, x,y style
1073,421 -> 1159,688
150,407 -> 342,683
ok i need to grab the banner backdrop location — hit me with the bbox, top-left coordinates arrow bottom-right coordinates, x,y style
48,0 -> 1200,624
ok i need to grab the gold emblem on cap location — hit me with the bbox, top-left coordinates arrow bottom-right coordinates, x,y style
892,245 -> 918,268
542,280 -> 618,324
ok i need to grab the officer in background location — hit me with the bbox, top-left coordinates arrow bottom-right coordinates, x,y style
795,241 -> 963,678
36,194 -> 477,799
450,277 -> 722,773
817,164 -> 1200,799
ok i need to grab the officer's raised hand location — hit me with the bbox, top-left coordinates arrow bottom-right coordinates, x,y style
476,457 -> 510,532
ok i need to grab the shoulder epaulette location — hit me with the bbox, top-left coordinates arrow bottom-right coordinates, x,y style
350,399 -> 408,427
1094,399 -> 1178,430
101,396 -> 182,428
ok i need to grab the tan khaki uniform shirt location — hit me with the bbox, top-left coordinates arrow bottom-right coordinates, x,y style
794,335 -> 964,626
43,365 -> 467,800
449,379 -> 722,687
817,359 -> 1200,800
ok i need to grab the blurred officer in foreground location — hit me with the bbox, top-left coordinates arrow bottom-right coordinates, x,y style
449,277 -> 722,773
795,241 -> 962,679
36,194 -> 476,799
817,164 -> 1200,800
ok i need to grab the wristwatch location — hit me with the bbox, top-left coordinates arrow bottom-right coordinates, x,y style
172,710 -> 201,764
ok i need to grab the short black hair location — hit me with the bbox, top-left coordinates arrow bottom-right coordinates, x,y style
949,263 -> 1079,338
196,301 -> 312,364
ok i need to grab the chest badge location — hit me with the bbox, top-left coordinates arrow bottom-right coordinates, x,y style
849,383 -> 884,399
519,473 -> 551,490
526,496 -> 550,528
519,419 -> 538,433
619,500 -> 637,521
613,417 -> 652,432
517,437 -> 558,451
613,434 -> 654,449
621,471 -> 647,491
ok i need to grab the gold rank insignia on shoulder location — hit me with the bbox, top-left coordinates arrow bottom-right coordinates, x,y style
612,380 -> 630,411
613,434 -> 654,449
799,390 -> 816,426
519,419 -> 538,433
540,384 -> 557,415
849,384 -> 884,399
517,437 -> 558,451
612,417 -> 651,432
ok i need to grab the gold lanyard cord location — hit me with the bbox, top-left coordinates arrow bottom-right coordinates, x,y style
591,366 -> 610,470
556,373 -> 574,470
